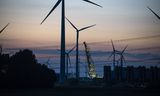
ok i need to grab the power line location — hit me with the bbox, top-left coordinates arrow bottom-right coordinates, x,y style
87,34 -> 160,45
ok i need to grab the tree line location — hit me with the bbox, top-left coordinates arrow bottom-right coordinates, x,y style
0,49 -> 57,89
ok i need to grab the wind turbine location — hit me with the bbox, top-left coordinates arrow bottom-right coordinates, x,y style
0,23 -> 10,34
40,0 -> 102,83
108,40 -> 119,70
57,46 -> 76,78
117,45 -> 127,80
147,6 -> 160,20
66,17 -> 96,79
65,46 -> 75,78
118,45 -> 128,68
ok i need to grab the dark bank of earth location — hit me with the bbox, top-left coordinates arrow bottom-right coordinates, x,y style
0,87 -> 160,96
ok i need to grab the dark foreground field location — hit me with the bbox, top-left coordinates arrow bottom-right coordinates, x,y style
0,87 -> 160,96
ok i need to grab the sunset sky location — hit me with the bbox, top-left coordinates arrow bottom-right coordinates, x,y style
0,0 -> 160,50
0,0 -> 160,76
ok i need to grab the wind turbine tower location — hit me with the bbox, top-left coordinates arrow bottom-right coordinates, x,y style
118,45 -> 128,68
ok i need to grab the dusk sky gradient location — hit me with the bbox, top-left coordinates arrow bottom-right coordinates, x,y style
0,0 -> 160,51
0,0 -> 160,75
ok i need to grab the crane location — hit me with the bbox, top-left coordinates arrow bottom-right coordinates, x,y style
83,41 -> 97,78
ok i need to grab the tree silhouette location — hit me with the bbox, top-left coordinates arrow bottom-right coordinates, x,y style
0,49 -> 57,88
0,53 -> 10,88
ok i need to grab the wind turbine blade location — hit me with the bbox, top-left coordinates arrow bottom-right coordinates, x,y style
122,45 -> 128,54
65,17 -> 78,30
0,23 -> 10,34
40,0 -> 62,24
147,6 -> 160,20
68,46 -> 76,54
108,52 -> 113,60
79,24 -> 96,31
83,0 -> 102,8
111,40 -> 115,51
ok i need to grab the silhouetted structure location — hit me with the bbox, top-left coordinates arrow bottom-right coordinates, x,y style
83,42 -> 97,78
103,65 -> 160,87
103,66 -> 111,81
115,66 -> 122,81
125,66 -> 134,82
0,49 -> 57,88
